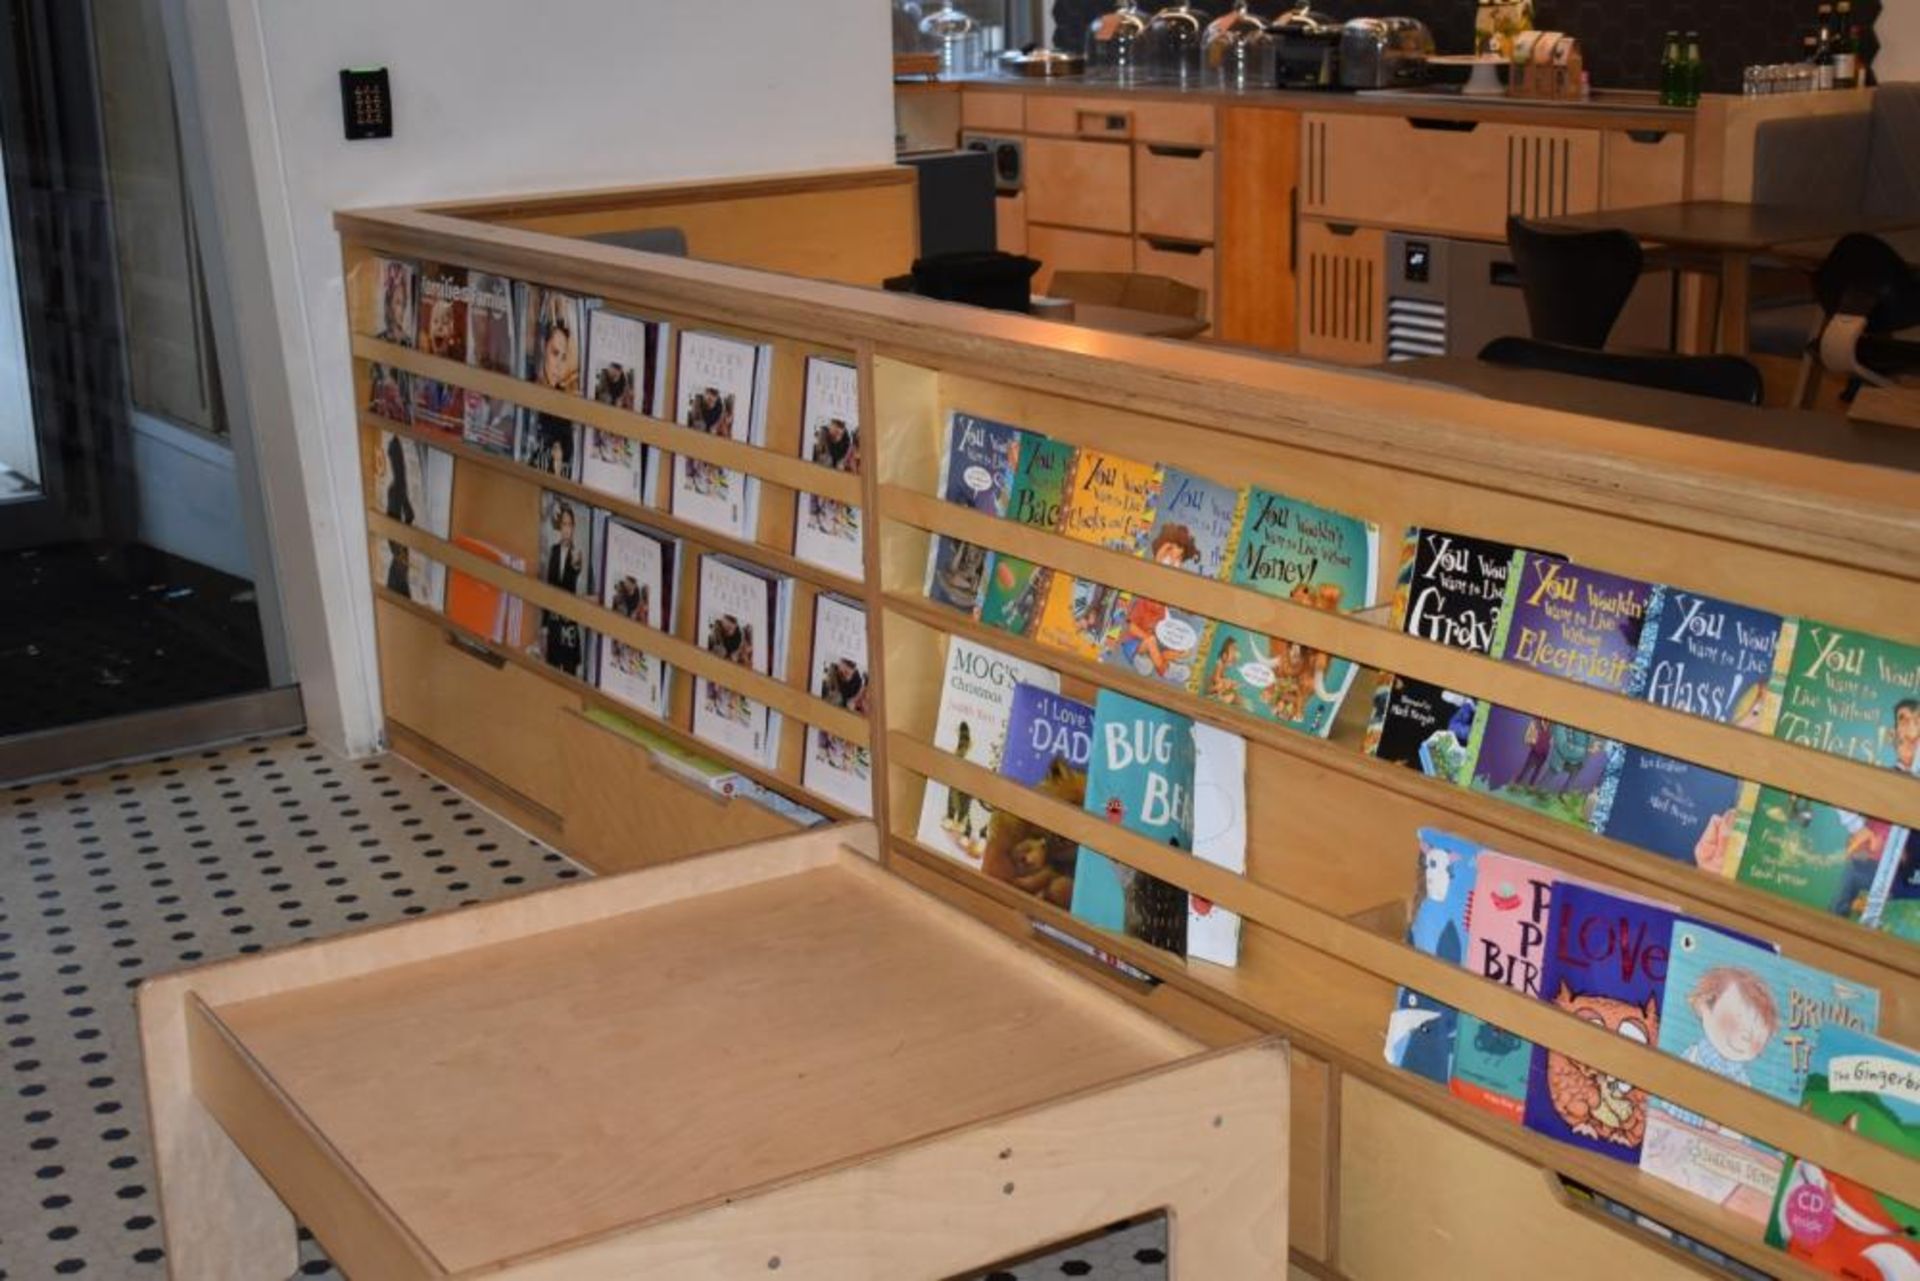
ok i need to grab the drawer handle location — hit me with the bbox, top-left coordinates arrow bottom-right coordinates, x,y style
1145,143 -> 1206,159
1489,261 -> 1525,288
446,631 -> 507,669
1143,236 -> 1208,256
1626,129 -> 1669,144
1077,108 -> 1132,137
1326,221 -> 1361,237
1409,117 -> 1479,133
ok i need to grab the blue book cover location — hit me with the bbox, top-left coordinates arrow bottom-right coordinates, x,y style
984,683 -> 1094,909
1071,690 -> 1195,956
1641,923 -> 1881,1222
1135,467 -> 1244,580
1384,829 -> 1481,1086
1521,884 -> 1681,1163
925,413 -> 1021,614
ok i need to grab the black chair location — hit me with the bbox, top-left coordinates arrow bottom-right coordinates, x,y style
1793,232 -> 1920,407
1504,216 -> 1645,349
1478,336 -> 1765,406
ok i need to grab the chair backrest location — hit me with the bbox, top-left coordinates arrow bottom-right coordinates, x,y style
1752,111 -> 1872,213
1814,233 -> 1920,333
1864,83 -> 1920,221
1478,335 -> 1765,406
1504,216 -> 1645,349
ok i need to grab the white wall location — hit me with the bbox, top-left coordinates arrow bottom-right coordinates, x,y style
175,0 -> 895,755
1878,5 -> 1920,82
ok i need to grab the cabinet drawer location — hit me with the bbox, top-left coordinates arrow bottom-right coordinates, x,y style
1026,224 -> 1134,293
1026,94 -> 1216,148
1296,220 -> 1384,366
375,597 -> 573,815
1024,136 -> 1132,234
994,189 -> 1027,257
959,88 -> 1023,132
1134,235 -> 1214,319
1134,142 -> 1215,244
1603,127 -> 1687,209
1339,1078 -> 1697,1281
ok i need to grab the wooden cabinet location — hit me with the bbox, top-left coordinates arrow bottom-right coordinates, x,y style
1025,93 -> 1215,148
959,88 -> 1023,132
1135,236 -> 1215,319
1133,142 -> 1215,244
1026,223 -> 1135,293
993,190 -> 1027,257
1218,105 -> 1298,351
1024,136 -> 1133,235
1603,127 -> 1689,209
1295,220 -> 1385,365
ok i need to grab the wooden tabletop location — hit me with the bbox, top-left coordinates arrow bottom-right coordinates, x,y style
1769,225 -> 1920,270
1537,200 -> 1920,254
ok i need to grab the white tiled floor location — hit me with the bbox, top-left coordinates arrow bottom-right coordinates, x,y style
0,734 -> 1170,1279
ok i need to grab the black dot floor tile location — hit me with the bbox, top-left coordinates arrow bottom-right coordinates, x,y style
0,732 -> 1168,1280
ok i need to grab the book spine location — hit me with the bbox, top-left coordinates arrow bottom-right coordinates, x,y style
1721,777 -> 1764,882
1757,614 -> 1798,738
1621,582 -> 1667,701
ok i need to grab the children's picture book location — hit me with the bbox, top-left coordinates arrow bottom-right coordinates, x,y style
1862,835 -> 1920,943
671,331 -> 771,540
445,536 -> 527,646
914,638 -> 1061,868
461,393 -> 518,459
690,555 -> 790,768
517,411 -> 583,483
1593,753 -> 1744,874
1136,467 -> 1244,579
1464,556 -> 1655,826
801,593 -> 873,816
1773,620 -> 1920,774
1201,487 -> 1379,737
466,271 -> 516,375
416,262 -> 468,363
1188,722 -> 1247,969
581,308 -> 670,506
1384,829 -> 1480,1086
792,357 -> 865,581
1365,528 -> 1528,778
1521,885 -> 1681,1164
410,378 -> 466,438
1072,690 -> 1196,957
371,256 -> 417,347
518,283 -> 590,395
1030,575 -> 1120,663
978,433 -> 1074,636
1729,789 -> 1908,921
1450,850 -> 1563,1118
594,517 -> 678,719
372,432 -> 453,610
366,364 -> 412,426
536,491 -> 597,680
1641,923 -> 1881,1223
924,413 -> 1021,615
984,683 -> 1095,907
1057,449 -> 1162,551
1765,1027 -> 1919,1275
1098,590 -> 1207,692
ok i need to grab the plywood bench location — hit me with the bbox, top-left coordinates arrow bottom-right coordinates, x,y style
138,824 -> 1288,1279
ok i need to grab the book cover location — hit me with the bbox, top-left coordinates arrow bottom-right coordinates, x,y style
1640,923 -> 1881,1222
1521,885 -> 1682,1163
1072,689 -> 1195,957
671,330 -> 768,540
519,283 -> 587,394
1136,466 -> 1244,579
983,683 -> 1094,907
1863,834 -> 1920,943
1188,722 -> 1247,969
1464,556 -> 1655,826
1450,850 -> 1562,1118
1730,788 -> 1908,921
1765,1027 -> 1919,1274
801,593 -> 873,816
978,433 -> 1074,636
691,555 -> 780,765
1773,620 -> 1920,773
446,536 -> 526,645
372,431 -> 453,611
1030,575 -> 1120,663
582,308 -> 668,505
536,491 -> 596,680
1365,528 -> 1527,777
462,393 -> 518,458
410,378 -> 466,438
792,357 -> 865,582
914,638 -> 1061,868
1057,450 -> 1162,551
1097,590 -> 1207,691
925,412 -> 1021,614
1202,487 -> 1380,736
594,518 -> 678,719
416,262 -> 468,362
466,271 -> 516,375
366,364 -> 412,426
1384,829 -> 1480,1087
517,410 -> 583,482
1594,752 -> 1745,874
372,256 -> 417,347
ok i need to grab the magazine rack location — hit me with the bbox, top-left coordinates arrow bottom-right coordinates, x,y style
139,824 -> 1289,1280
161,169 -> 1920,1281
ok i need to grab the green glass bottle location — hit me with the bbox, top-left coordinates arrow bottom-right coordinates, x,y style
1682,30 -> 1703,107
1659,30 -> 1681,106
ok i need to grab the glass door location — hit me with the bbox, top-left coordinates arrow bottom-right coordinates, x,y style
0,0 -> 298,776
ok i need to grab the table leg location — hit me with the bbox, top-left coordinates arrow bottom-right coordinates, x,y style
1719,250 -> 1752,356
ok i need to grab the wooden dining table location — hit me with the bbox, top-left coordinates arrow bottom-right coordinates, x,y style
1537,201 -> 1920,356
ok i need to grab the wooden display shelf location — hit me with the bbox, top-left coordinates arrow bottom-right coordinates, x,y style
360,413 -> 865,599
140,825 -> 1289,1280
371,586 -> 854,825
